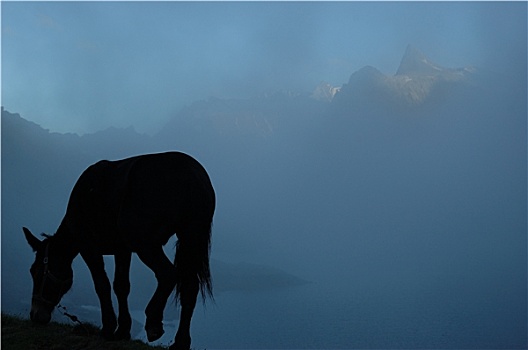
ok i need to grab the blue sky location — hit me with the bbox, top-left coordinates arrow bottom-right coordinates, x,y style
2,1 -> 526,134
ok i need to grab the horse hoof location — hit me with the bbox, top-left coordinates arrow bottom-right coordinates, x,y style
170,334 -> 191,350
146,324 -> 164,342
169,341 -> 190,350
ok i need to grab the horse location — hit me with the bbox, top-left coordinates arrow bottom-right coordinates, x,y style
23,151 -> 215,350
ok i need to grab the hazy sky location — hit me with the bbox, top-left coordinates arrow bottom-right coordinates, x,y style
2,1 -> 526,134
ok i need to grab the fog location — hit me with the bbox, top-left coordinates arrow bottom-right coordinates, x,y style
3,2 -> 525,134
2,2 -> 527,349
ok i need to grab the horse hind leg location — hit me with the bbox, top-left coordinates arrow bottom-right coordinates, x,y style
171,276 -> 199,350
113,251 -> 132,340
136,246 -> 178,343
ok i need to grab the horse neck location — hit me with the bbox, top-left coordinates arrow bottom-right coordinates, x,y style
51,224 -> 80,264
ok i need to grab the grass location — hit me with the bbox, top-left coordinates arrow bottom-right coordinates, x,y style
1,313 -> 168,350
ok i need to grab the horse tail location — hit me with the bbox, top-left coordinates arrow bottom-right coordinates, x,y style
174,220 -> 214,304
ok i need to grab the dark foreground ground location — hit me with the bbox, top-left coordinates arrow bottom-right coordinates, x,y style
1,313 -> 167,350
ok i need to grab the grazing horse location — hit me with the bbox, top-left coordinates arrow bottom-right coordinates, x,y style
23,151 -> 215,350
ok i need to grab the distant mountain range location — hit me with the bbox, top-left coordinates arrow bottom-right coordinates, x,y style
2,46 -> 478,144
334,45 -> 476,107
160,45 -> 479,140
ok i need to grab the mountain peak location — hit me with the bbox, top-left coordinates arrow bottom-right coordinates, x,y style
335,45 -> 476,108
396,45 -> 444,76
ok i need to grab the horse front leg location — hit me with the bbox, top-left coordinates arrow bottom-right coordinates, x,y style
171,277 -> 199,350
113,251 -> 132,340
136,246 -> 178,343
81,252 -> 117,340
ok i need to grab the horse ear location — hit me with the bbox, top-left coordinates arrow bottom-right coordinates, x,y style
23,227 -> 42,252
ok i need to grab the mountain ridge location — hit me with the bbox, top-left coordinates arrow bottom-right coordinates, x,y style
334,45 -> 476,107
160,46 -> 478,140
2,46 -> 477,141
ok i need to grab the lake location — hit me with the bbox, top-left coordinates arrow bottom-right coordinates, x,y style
128,278 -> 525,349
4,259 -> 525,349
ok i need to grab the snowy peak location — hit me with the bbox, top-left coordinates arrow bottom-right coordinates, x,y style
396,45 -> 444,76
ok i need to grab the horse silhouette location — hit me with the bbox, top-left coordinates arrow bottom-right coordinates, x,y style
23,151 -> 215,350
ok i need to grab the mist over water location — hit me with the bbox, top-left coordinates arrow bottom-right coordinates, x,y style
2,2 -> 527,349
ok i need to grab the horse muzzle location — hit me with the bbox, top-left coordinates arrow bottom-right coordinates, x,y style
30,309 -> 52,324
30,299 -> 53,324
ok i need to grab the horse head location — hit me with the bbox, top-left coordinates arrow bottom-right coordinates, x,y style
23,227 -> 73,324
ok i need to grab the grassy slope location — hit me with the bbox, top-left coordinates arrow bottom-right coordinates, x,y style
1,313 -> 167,350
